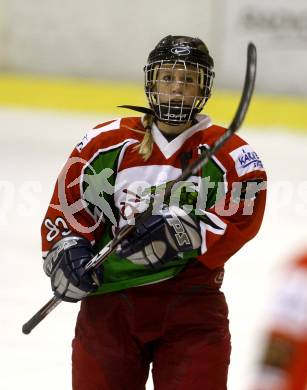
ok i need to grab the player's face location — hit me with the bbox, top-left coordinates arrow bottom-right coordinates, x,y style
154,63 -> 201,106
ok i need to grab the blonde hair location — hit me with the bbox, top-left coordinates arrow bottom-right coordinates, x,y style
133,114 -> 155,161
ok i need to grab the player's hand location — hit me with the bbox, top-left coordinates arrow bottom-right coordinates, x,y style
117,205 -> 202,268
43,236 -> 103,302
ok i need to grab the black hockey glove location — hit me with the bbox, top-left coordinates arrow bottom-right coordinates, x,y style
117,205 -> 202,268
43,236 -> 103,303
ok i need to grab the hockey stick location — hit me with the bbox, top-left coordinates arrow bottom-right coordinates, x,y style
22,42 -> 257,335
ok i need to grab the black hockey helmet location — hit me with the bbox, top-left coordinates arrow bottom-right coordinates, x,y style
144,35 -> 215,125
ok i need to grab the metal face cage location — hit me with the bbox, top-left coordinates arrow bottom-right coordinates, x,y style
145,60 -> 214,125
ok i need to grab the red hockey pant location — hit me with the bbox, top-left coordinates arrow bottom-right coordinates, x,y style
72,276 -> 231,389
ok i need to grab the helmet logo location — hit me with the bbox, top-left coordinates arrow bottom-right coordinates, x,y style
171,46 -> 191,56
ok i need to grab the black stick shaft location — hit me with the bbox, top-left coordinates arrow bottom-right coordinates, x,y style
22,296 -> 61,334
22,42 -> 257,335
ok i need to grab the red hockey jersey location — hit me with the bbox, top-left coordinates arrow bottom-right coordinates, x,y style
41,114 -> 267,294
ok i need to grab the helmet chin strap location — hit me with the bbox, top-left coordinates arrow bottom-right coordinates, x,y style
118,105 -> 154,115
118,104 -> 198,126
154,103 -> 198,125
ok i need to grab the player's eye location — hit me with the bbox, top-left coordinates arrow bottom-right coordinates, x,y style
162,74 -> 172,82
185,76 -> 195,83
185,71 -> 198,83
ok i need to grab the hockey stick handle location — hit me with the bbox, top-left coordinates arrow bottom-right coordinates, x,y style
22,296 -> 61,335
21,242 -> 115,334
22,42 -> 257,335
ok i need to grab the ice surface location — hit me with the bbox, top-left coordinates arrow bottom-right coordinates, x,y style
1,108 -> 306,389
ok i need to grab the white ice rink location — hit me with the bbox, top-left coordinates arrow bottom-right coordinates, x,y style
1,107 -> 307,390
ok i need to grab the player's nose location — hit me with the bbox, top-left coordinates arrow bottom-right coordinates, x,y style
171,80 -> 184,94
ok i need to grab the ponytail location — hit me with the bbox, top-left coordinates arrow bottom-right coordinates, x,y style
133,114 -> 154,161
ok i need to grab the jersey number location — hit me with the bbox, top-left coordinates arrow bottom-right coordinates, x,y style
44,217 -> 71,242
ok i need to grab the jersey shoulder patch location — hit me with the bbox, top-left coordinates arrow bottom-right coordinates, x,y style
229,144 -> 264,177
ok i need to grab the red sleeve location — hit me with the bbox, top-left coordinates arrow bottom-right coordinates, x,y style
41,146 -> 105,257
196,147 -> 267,269
40,117 -> 143,258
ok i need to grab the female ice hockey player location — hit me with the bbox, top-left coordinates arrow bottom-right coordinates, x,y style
42,35 -> 267,389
